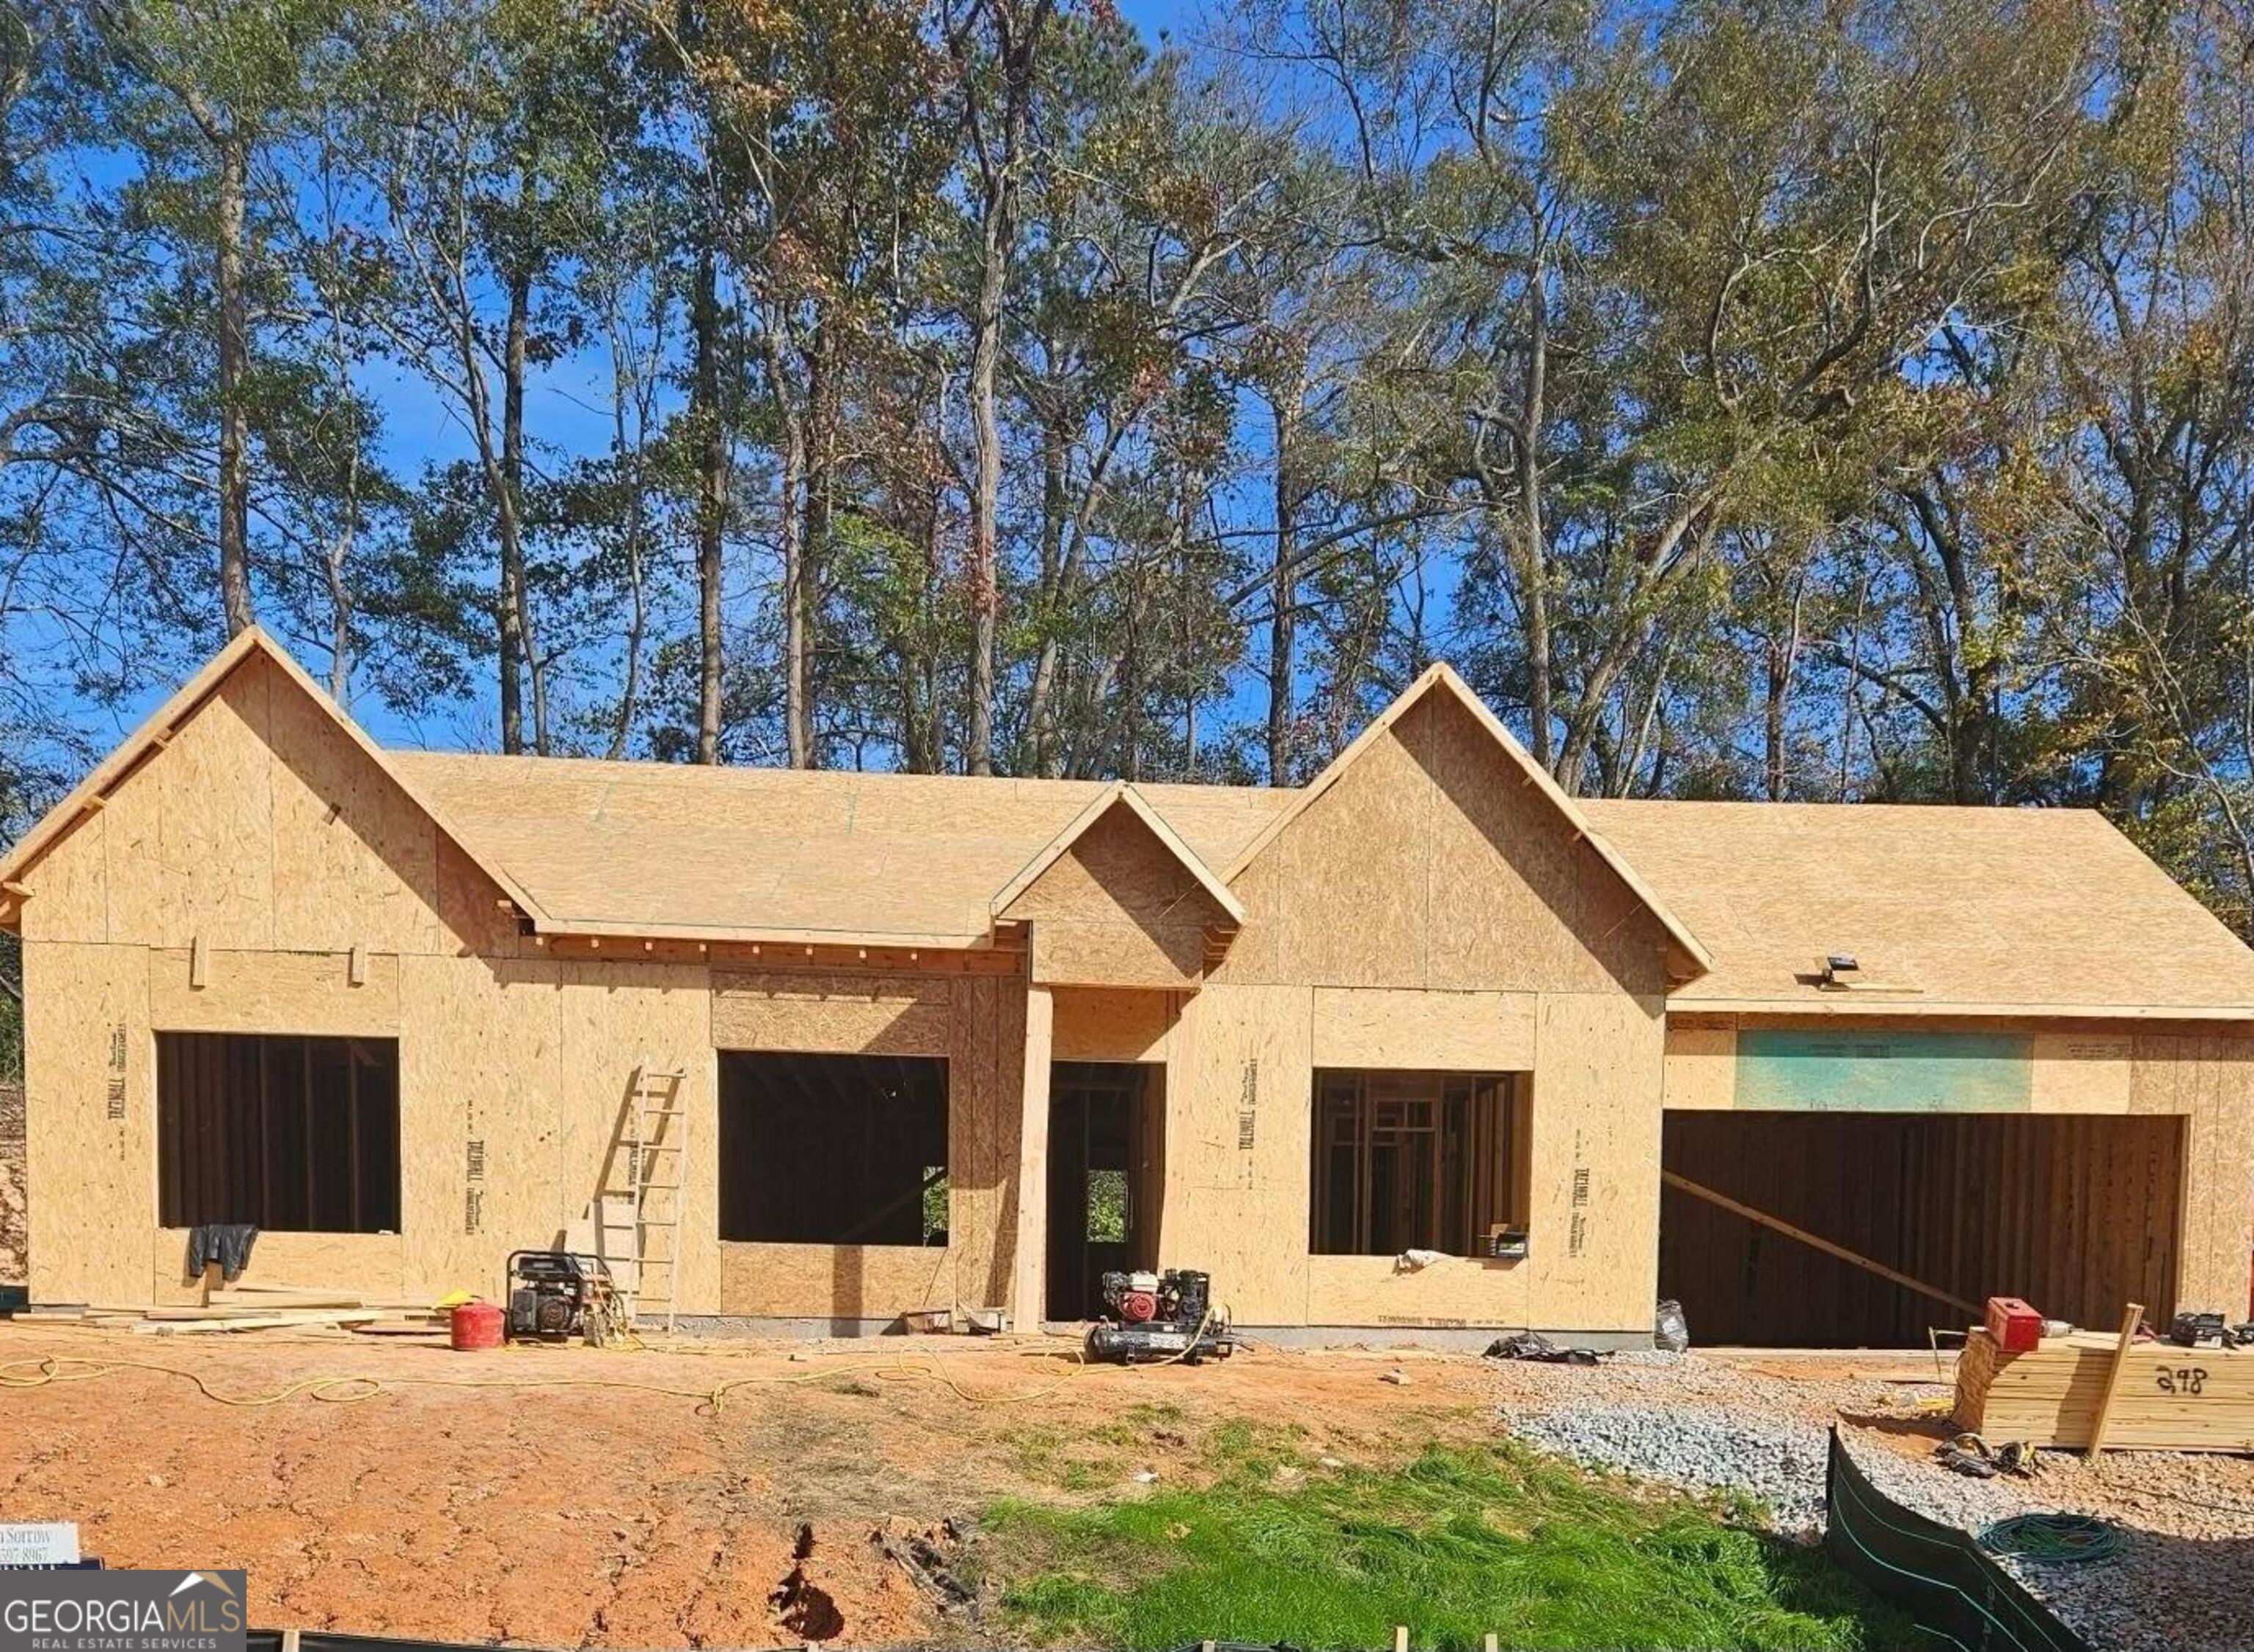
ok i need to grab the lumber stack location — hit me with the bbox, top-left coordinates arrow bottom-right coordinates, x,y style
1955,1326 -> 2254,1452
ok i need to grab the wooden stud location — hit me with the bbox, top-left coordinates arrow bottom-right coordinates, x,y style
2085,1301 -> 2145,1455
189,935 -> 209,990
1661,1169 -> 1982,1317
347,945 -> 368,987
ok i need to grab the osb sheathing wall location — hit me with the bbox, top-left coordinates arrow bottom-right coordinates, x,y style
1661,1016 -> 2254,1319
1142,688 -> 1675,1334
710,969 -> 1029,1320
21,658 -> 699,1310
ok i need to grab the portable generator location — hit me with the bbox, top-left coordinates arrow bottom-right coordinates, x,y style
1084,1268 -> 1233,1364
505,1250 -> 624,1346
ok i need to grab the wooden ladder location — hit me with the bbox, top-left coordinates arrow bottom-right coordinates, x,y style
624,1059 -> 688,1334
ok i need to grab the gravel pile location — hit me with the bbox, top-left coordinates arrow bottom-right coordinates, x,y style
1509,1400 -> 1832,1533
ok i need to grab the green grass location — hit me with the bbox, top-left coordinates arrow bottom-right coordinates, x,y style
979,1436 -> 1912,1651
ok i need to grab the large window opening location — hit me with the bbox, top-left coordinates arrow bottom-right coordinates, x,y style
718,1051 -> 949,1244
157,1032 -> 401,1232
1310,1069 -> 1527,1257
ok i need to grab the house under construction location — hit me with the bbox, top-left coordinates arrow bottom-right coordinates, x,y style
4,629 -> 2251,1347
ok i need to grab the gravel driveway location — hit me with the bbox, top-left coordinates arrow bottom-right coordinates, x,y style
1492,1348 -> 2254,1652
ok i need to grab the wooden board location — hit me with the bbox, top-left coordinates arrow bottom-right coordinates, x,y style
1159,984 -> 1313,1323
263,652 -> 447,954
23,940 -> 153,1304
2134,1034 -> 2254,1321
711,971 -> 952,1056
150,1230 -> 406,1306
558,960 -> 718,1312
717,1240 -> 955,1319
396,954 -> 564,1301
1009,985 -> 1054,1325
1051,988 -> 1176,1063
1305,1252 -> 1530,1328
1955,1327 -> 2254,1452
1310,987 -> 1536,1071
1530,992 -> 1666,1331
148,948 -> 399,1037
1002,801 -> 1225,989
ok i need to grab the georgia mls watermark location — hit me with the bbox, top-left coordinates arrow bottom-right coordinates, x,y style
1,1571 -> 244,1652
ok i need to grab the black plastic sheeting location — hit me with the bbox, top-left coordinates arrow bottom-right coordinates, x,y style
1826,1425 -> 2093,1652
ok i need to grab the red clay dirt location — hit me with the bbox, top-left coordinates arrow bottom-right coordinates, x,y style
0,1324 -> 1495,1648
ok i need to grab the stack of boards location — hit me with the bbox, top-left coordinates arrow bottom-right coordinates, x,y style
1955,1326 -> 2254,1452
13,1290 -> 448,1336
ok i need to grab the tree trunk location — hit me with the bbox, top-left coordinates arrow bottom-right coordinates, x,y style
692,235 -> 726,764
1516,265 -> 1551,769
215,128 -> 254,636
966,219 -> 1008,775
797,325 -> 840,768
1024,394 -> 1068,775
1266,391 -> 1302,785
1763,575 -> 1804,801
779,406 -> 811,768
497,257 -> 536,754
962,2 -> 1050,775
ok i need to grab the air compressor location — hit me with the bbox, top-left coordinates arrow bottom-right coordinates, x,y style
1084,1268 -> 1234,1364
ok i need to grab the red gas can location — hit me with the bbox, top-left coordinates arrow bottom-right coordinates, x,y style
451,1300 -> 506,1351
1985,1295 -> 2043,1353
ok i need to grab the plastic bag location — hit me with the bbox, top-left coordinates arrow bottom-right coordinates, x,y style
1654,1298 -> 1690,1353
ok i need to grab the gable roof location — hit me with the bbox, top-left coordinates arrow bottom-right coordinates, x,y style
10,634 -> 2253,1020
0,627 -> 551,926
991,781 -> 1247,926
386,750 -> 1285,947
1220,662 -> 1716,980
1584,799 -> 2254,1018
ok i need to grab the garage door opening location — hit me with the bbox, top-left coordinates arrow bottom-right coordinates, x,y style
1660,1111 -> 2184,1348
718,1052 -> 949,1245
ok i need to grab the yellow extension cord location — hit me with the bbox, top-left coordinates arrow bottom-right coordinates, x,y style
0,1309 -> 1225,1415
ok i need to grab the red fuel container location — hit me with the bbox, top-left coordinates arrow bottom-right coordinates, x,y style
1985,1295 -> 2043,1353
450,1300 -> 505,1351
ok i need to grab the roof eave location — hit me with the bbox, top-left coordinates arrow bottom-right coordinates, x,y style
526,914 -> 999,951
1671,993 -> 2254,1022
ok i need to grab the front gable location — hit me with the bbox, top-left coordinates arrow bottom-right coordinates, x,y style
3,631 -> 523,957
996,786 -> 1240,988
1212,670 -> 1701,998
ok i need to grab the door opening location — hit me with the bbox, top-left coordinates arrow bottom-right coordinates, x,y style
1046,1061 -> 1163,1321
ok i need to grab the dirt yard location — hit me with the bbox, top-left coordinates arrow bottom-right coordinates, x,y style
9,1320 -> 2254,1651
0,1323 -> 1505,1647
